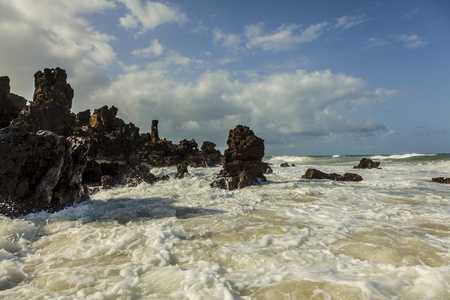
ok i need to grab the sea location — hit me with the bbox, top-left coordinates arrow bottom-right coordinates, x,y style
1,153 -> 449,299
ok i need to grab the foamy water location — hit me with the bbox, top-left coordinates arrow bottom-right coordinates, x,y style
1,154 -> 449,299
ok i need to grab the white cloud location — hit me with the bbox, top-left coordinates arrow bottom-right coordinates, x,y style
335,15 -> 366,30
0,0 -> 115,107
244,22 -> 329,51
397,34 -> 429,49
88,67 -> 394,147
131,39 -> 165,57
118,0 -> 186,34
213,28 -> 242,49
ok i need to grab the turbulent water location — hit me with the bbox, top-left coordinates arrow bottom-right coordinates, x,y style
1,153 -> 449,299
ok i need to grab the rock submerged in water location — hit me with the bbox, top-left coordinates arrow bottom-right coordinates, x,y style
302,168 -> 363,182
211,125 -> 266,190
353,158 -> 381,169
432,177 -> 450,184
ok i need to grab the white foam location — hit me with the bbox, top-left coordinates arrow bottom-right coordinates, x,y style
371,153 -> 437,160
1,155 -> 449,299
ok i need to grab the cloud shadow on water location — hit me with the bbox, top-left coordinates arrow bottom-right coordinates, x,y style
26,196 -> 226,226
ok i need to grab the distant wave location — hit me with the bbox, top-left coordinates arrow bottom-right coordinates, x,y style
371,153 -> 437,160
332,155 -> 341,158
265,156 -> 314,164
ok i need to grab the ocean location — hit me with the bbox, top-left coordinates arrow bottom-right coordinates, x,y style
1,153 -> 449,299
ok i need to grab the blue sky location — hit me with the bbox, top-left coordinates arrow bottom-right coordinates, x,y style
1,0 -> 449,155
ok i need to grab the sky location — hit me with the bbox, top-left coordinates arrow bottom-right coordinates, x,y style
1,0 -> 449,156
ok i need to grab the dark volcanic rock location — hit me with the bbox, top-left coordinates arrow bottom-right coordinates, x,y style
188,141 -> 222,167
302,168 -> 363,182
151,120 -> 160,142
353,158 -> 381,169
0,127 -> 90,217
175,161 -> 189,179
0,76 -> 21,129
82,160 -> 157,188
76,105 -> 140,160
432,177 -> 450,184
262,162 -> 273,174
211,125 -> 266,190
11,68 -> 74,135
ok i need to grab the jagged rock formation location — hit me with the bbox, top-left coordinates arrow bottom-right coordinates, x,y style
11,68 -> 74,135
211,125 -> 266,190
136,133 -> 222,168
0,76 -> 22,129
1,68 -> 223,216
302,168 -> 363,182
73,105 -> 140,160
353,158 -> 381,169
187,141 -> 222,167
0,128 -> 90,217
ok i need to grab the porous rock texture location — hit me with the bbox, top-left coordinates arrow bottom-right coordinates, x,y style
0,128 -> 90,217
11,68 -> 74,135
211,125 -> 266,190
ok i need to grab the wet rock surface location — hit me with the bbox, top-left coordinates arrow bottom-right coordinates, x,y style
211,125 -> 266,190
0,128 -> 90,217
432,177 -> 450,184
353,158 -> 381,169
302,168 -> 363,182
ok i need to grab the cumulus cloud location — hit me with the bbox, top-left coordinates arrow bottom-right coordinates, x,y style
87,66 -> 395,148
0,0 -> 115,109
118,0 -> 186,34
131,39 -> 165,57
213,28 -> 242,49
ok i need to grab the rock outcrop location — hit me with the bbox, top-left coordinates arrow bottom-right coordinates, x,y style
0,128 -> 90,217
211,125 -> 266,190
432,177 -> 450,184
0,76 -> 22,129
1,68 -> 223,216
302,168 -> 363,182
136,131 -> 222,168
11,68 -> 74,135
187,141 -> 222,167
75,105 -> 140,160
82,160 -> 157,188
353,158 -> 381,169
